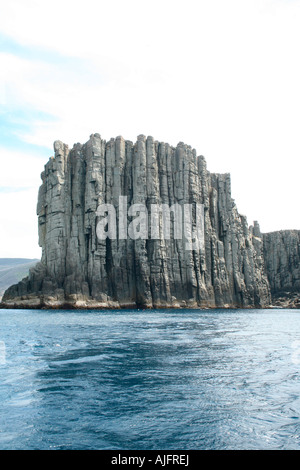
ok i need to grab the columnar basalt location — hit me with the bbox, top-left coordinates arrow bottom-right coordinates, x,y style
263,230 -> 300,308
1,132 -> 288,309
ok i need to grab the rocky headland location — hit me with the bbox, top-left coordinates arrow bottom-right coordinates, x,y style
1,133 -> 299,309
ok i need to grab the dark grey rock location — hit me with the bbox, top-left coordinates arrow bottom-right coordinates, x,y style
263,230 -> 300,306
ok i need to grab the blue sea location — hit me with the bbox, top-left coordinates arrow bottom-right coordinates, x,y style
0,308 -> 300,450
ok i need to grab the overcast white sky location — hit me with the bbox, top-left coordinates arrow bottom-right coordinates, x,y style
0,0 -> 300,258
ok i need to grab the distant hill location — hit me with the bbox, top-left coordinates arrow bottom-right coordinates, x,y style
0,259 -> 39,299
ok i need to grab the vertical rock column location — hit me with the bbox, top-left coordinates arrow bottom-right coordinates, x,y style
146,136 -> 172,307
132,135 -> 152,307
39,140 -> 69,286
64,141 -> 88,300
85,134 -> 108,301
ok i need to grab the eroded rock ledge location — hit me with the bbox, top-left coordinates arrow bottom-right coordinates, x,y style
1,133 -> 299,309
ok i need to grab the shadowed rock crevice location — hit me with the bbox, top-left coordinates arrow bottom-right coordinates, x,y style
1,133 -> 299,309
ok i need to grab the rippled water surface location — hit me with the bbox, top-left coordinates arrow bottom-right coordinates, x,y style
1,308 -> 300,450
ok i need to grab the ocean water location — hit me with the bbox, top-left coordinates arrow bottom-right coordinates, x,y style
0,308 -> 300,450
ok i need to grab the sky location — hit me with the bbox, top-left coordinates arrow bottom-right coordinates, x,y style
0,0 -> 300,258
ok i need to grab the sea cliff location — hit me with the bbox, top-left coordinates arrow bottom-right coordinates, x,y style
1,134 -> 299,309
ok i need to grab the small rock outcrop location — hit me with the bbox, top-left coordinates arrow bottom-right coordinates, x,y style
1,133 -> 298,309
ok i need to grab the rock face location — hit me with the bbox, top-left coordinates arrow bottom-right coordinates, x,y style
2,132 -> 298,309
263,230 -> 300,308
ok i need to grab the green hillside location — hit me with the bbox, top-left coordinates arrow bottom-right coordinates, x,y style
0,259 -> 39,299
